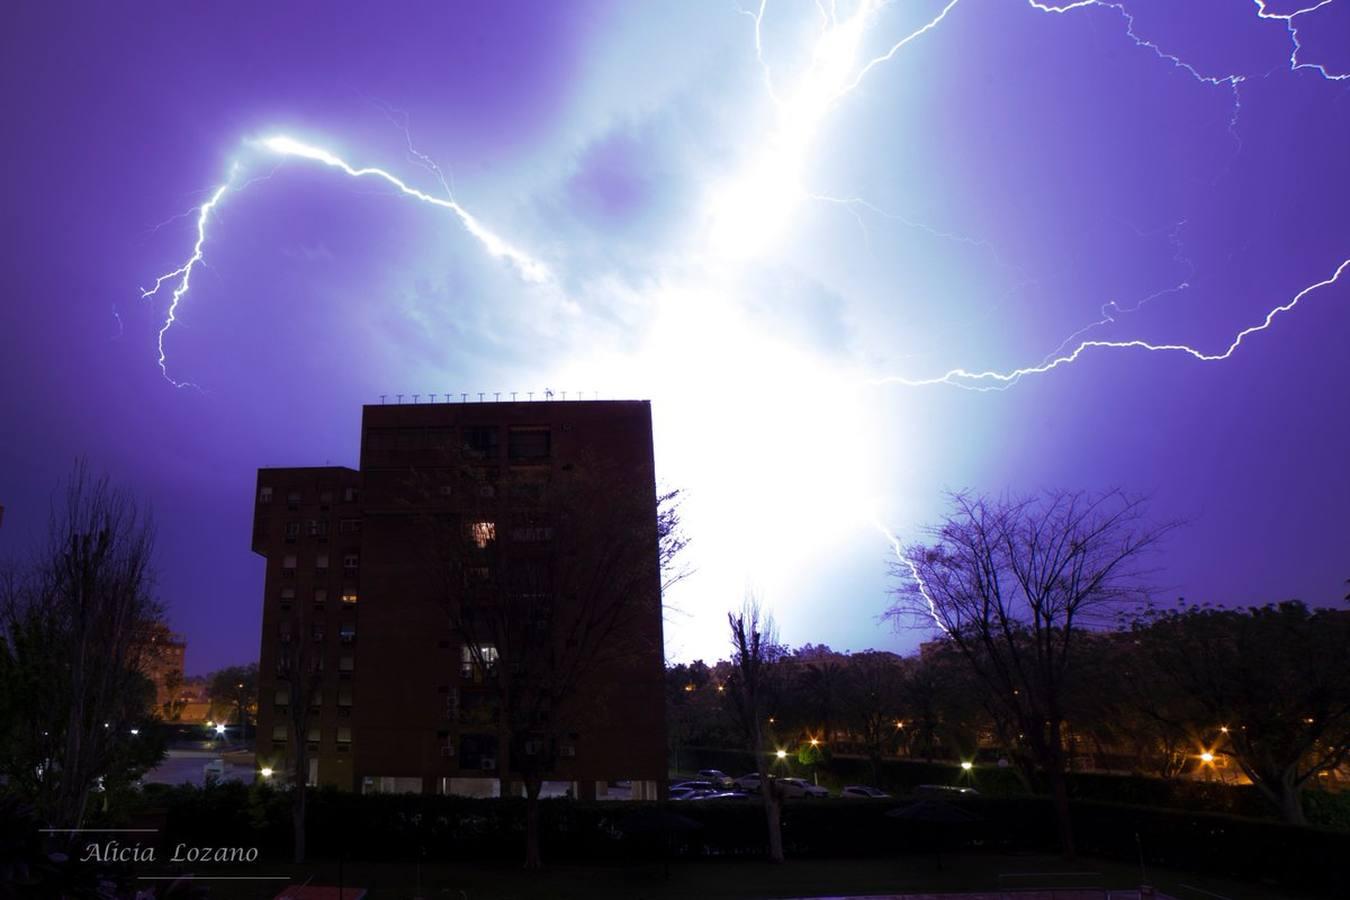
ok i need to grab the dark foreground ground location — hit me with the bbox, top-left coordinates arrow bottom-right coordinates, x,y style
175,852 -> 1322,900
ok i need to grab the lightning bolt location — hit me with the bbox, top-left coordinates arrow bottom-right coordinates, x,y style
871,258 -> 1349,391
1254,0 -> 1350,80
142,134 -> 547,386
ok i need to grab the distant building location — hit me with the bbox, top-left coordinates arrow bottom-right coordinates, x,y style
136,624 -> 187,716
251,401 -> 667,798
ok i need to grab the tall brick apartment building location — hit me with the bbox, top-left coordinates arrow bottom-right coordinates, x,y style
251,400 -> 667,799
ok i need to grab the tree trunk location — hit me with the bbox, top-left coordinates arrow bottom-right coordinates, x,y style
1048,768 -> 1075,859
292,784 -> 307,864
524,778 -> 543,869
1272,769 -> 1307,826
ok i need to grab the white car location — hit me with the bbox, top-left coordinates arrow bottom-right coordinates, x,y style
698,768 -> 732,786
779,777 -> 829,798
733,772 -> 763,791
841,785 -> 891,799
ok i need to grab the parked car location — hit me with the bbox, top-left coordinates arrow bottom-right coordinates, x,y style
698,768 -> 732,785
733,772 -> 763,791
779,777 -> 829,798
668,786 -> 697,801
841,785 -> 891,799
686,790 -> 752,801
670,779 -> 718,792
672,788 -> 722,801
913,784 -> 979,798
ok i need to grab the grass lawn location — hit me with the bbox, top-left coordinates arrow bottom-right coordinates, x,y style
188,852 -> 1318,900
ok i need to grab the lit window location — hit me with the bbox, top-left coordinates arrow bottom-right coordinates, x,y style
460,644 -> 499,679
469,522 -> 496,548
337,726 -> 352,745
259,486 -> 273,504
341,591 -> 358,605
340,624 -> 356,643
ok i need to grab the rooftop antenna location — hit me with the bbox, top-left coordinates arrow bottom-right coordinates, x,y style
461,393 -> 468,403
478,392 -> 485,402
545,389 -> 554,400
380,394 -> 387,405
412,394 -> 420,404
494,392 -> 501,401
528,392 -> 534,401
511,392 -> 518,401
397,393 -> 404,404
561,391 -> 567,400
429,394 -> 437,403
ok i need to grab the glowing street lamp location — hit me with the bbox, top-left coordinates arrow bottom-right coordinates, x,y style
960,761 -> 973,771
214,723 -> 227,737
1200,752 -> 1214,763
260,767 -> 274,779
775,749 -> 787,760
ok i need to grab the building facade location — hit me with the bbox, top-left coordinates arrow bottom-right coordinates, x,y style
252,401 -> 667,798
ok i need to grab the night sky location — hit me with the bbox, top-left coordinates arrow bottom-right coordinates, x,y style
2,1 -> 1347,674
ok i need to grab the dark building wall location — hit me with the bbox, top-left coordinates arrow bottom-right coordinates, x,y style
252,402 -> 667,795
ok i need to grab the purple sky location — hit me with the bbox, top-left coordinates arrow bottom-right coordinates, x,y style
2,1 -> 1347,674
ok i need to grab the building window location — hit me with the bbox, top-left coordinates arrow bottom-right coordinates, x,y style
308,519 -> 328,537
339,518 -> 361,534
279,623 -> 293,643
319,491 -> 333,509
316,553 -> 329,570
283,555 -> 297,570
460,644 -> 498,680
337,726 -> 352,746
307,725 -> 320,744
338,685 -> 353,707
462,426 -> 498,459
509,526 -> 553,543
259,486 -> 273,504
340,624 -> 356,644
272,724 -> 287,741
312,624 -> 324,642
313,589 -> 327,608
287,491 -> 301,511
274,686 -> 290,705
339,655 -> 354,672
285,521 -> 301,540
508,426 -> 551,460
343,553 -> 359,574
468,522 -> 496,548
343,487 -> 359,503
341,590 -> 358,606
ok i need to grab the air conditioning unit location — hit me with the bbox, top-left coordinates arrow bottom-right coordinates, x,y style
480,757 -> 497,771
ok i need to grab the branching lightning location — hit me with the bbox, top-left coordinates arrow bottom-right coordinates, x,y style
728,1 -> 1350,611
142,134 -> 547,386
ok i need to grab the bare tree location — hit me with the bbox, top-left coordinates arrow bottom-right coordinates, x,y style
274,603 -> 324,863
425,455 -> 672,869
887,489 -> 1170,857
0,462 -> 163,831
840,651 -> 904,785
725,599 -> 786,863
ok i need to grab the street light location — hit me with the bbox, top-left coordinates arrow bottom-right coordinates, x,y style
214,723 -> 227,737
1200,752 -> 1214,763
960,761 -> 973,771
260,767 -> 274,779
775,749 -> 787,759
